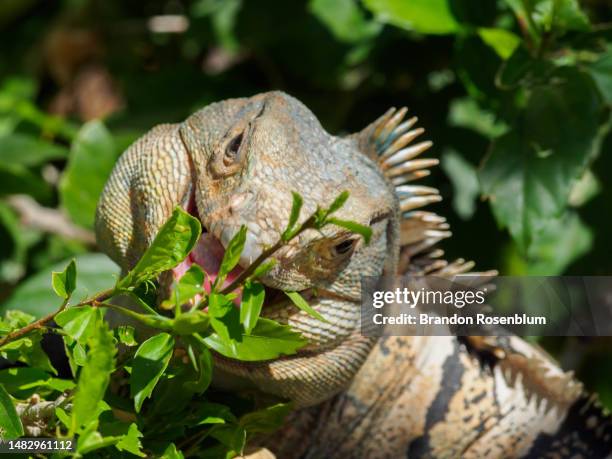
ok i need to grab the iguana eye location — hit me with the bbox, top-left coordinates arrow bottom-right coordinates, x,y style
332,238 -> 357,256
224,132 -> 244,165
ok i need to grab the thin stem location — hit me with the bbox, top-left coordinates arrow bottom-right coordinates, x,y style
95,302 -> 173,332
0,288 -> 115,348
213,216 -> 316,299
122,290 -> 161,316
222,216 -> 316,294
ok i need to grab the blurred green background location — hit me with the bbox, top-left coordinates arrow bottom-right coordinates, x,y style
0,0 -> 610,405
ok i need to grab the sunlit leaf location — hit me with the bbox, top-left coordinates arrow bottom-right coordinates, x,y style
172,310 -> 211,335
184,343 -> 213,394
71,321 -> 116,434
239,403 -> 292,434
161,265 -> 205,309
204,317 -> 306,361
117,325 -> 137,346
118,208 -> 201,290
309,0 -> 380,43
477,28 -> 520,60
51,259 -> 77,299
161,443 -> 185,459
285,290 -> 327,322
130,333 -> 175,413
115,423 -> 146,457
480,68 -> 603,252
0,383 -> 23,439
210,424 -> 246,456
216,225 -> 247,287
240,280 -> 265,334
208,293 -> 241,343
363,0 -> 459,34
281,192 -> 303,241
56,306 -> 101,345
326,217 -> 372,244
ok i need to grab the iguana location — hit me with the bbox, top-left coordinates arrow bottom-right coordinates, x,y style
95,91 -> 612,458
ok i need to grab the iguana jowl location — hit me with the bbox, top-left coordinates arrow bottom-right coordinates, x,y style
95,91 -> 612,458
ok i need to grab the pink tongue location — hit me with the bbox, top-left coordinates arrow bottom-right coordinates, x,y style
175,233 -> 244,305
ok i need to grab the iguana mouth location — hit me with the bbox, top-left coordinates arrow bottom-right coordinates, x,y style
170,208 -> 291,309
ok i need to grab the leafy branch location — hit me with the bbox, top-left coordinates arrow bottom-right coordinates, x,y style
0,190 -> 371,458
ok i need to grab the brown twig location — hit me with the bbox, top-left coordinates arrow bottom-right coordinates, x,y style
7,194 -> 96,247
0,288 -> 115,347
217,216 -> 316,297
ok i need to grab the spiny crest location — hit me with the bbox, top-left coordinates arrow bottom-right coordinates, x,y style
366,106 -> 477,277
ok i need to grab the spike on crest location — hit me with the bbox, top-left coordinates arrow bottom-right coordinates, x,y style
356,105 -> 485,276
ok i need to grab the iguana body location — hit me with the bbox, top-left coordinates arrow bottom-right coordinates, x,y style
96,92 -> 612,458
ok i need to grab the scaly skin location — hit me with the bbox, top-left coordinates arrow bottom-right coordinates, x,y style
96,92 -> 612,458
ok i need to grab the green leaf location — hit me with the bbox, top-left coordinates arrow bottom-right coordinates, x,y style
363,0 -> 459,35
589,47 -> 612,104
71,321 -> 116,434
532,0 -> 590,33
569,169 -> 600,207
184,343 -> 213,394
56,306 -> 101,345
0,383 -> 23,439
161,265 -> 205,309
118,208 -> 201,290
0,253 -> 119,318
249,260 -> 276,280
477,28 -> 520,60
526,211 -> 592,275
60,120 -> 118,228
480,68 -> 603,252
161,443 -> 185,459
308,0 -> 381,43
327,190 -> 350,215
448,98 -> 508,139
210,424 -> 246,455
51,259 -> 77,299
117,325 -> 137,346
441,150 -> 479,220
115,423 -> 146,457
503,0 -> 589,39
189,401 -> 236,426
130,333 -> 175,413
173,310 -> 211,335
284,291 -> 327,322
191,0 -> 242,52
77,425 -> 119,455
281,192 -> 303,241
216,225 -> 247,287
326,217 -> 372,244
0,133 -> 68,167
239,403 -> 292,434
0,367 -> 70,398
496,45 -> 553,89
208,293 -> 241,343
2,310 -> 35,330
204,317 -> 306,361
240,280 -> 265,334
0,332 -> 55,374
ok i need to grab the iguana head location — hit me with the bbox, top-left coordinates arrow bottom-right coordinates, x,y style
97,91 -> 439,406
178,92 -> 398,405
